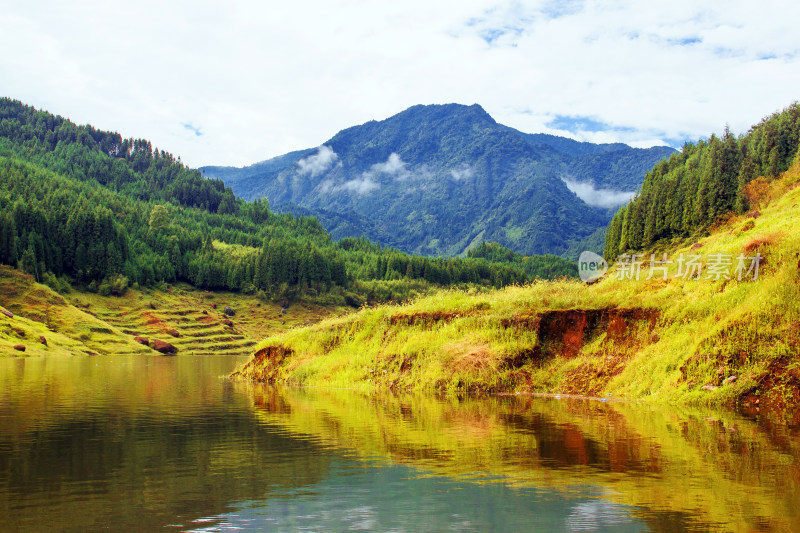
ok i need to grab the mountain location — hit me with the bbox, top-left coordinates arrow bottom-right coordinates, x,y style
203,104 -> 674,256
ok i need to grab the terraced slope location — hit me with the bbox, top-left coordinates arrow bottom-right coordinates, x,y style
82,285 -> 346,357
99,307 -> 254,356
0,266 -> 151,357
0,266 -> 346,357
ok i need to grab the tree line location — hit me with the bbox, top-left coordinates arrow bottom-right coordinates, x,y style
605,102 -> 800,260
466,241 -> 577,279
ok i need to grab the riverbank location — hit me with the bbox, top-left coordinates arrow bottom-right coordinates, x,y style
233,160 -> 800,411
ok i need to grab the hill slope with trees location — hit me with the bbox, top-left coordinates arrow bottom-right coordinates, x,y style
0,98 -> 577,308
605,102 -> 800,259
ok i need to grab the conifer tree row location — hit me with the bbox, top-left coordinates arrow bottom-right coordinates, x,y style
605,102 -> 800,260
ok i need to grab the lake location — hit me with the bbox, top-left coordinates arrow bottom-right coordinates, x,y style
1,355 -> 798,532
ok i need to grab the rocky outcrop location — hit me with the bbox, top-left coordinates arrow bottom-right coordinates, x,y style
152,339 -> 177,355
134,336 -> 149,346
501,307 -> 659,362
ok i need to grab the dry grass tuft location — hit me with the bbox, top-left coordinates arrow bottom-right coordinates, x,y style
443,340 -> 495,373
743,231 -> 785,255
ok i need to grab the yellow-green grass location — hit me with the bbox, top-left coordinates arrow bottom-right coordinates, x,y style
236,161 -> 800,409
0,266 -> 151,356
1,267 -> 348,357
211,239 -> 259,258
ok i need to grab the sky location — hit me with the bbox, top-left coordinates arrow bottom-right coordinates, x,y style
2,0 -> 800,168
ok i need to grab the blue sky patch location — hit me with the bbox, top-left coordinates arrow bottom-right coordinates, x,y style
667,36 -> 702,46
540,0 -> 584,20
547,115 -> 690,149
548,115 -> 621,133
480,28 -> 508,44
182,123 -> 203,137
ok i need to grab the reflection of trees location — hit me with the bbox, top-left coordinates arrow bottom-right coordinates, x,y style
0,358 -> 333,531
241,384 -> 800,532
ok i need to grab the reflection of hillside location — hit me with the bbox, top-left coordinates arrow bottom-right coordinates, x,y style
240,384 -> 800,532
0,356 -> 233,435
0,357 -> 333,531
499,410 -> 661,474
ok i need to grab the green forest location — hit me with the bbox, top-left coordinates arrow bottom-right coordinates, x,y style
466,241 -> 578,279
605,102 -> 800,259
0,98 -> 576,305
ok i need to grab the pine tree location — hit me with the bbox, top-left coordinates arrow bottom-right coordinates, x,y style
19,245 -> 38,281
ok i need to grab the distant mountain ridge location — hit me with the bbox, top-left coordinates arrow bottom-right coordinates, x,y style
204,104 -> 674,256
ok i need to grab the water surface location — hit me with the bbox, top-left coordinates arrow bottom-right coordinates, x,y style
1,356 -> 798,531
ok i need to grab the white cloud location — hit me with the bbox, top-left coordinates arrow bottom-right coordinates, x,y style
450,164 -> 474,181
317,153 -> 408,195
297,145 -> 338,177
339,176 -> 379,195
2,1 -> 800,166
362,152 -> 414,181
371,153 -> 407,176
562,177 -> 635,209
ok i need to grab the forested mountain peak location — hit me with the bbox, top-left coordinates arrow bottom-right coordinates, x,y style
353,103 -> 496,132
203,103 -> 674,257
324,103 -> 518,168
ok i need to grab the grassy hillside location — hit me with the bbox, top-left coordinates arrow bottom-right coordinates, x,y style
0,264 -> 347,357
233,156 -> 800,410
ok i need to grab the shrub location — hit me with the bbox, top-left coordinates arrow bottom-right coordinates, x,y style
99,274 -> 129,297
742,177 -> 772,210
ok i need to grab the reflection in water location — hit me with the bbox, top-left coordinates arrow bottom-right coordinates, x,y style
197,465 -> 643,532
0,356 -> 332,531
0,356 -> 798,532
239,385 -> 800,532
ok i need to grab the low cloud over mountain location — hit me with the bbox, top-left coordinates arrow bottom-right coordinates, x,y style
203,104 -> 673,257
